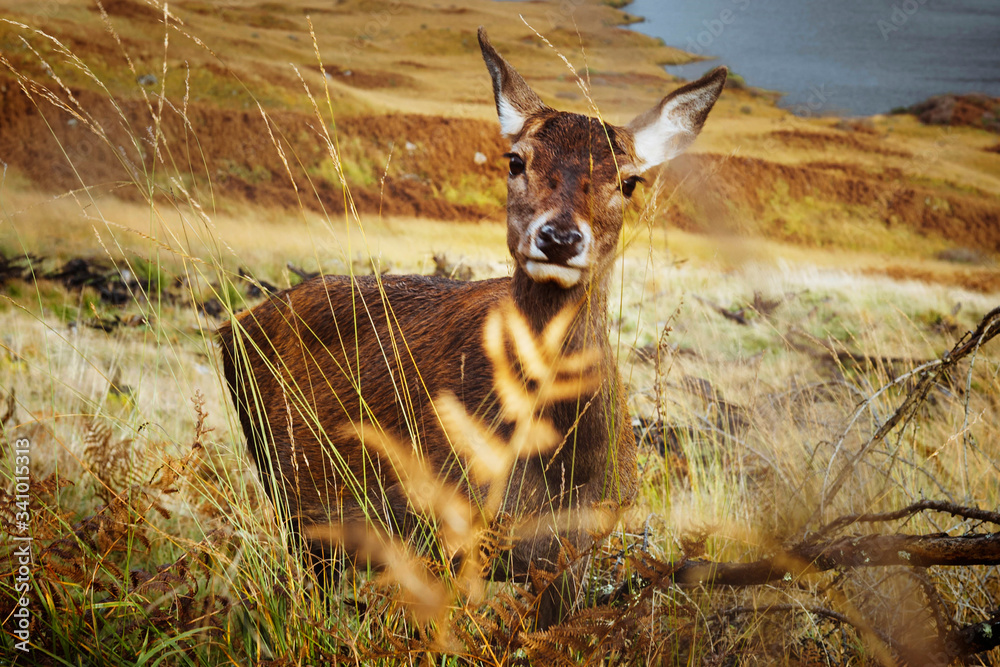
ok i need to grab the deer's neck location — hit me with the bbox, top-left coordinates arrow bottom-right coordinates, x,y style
507,266 -> 624,514
510,267 -> 611,352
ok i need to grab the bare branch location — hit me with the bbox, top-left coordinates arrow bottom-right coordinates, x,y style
665,533 -> 1000,589
946,609 -> 1000,659
814,306 -> 1000,524
285,261 -> 319,280
812,499 -> 1000,541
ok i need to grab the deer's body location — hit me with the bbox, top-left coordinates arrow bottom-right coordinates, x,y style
218,28 -> 725,618
219,270 -> 632,573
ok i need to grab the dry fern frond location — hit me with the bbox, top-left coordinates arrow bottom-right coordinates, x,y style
438,301 -> 605,525
482,302 -> 601,429
0,388 -> 15,432
0,472 -> 72,540
40,484 -> 166,581
350,423 -> 480,559
484,588 -> 533,635
308,522 -> 450,625
146,393 -> 214,494
83,420 -> 148,500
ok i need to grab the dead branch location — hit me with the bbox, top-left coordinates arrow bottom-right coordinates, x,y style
814,305 -> 1000,523
714,602 -> 1000,666
286,262 -> 319,280
905,567 -> 954,638
812,499 -> 1000,540
608,531 -> 1000,662
238,267 -> 278,297
945,609 -> 1000,659
665,532 -> 1000,588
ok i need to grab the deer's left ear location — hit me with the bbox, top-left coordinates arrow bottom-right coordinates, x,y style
627,67 -> 727,172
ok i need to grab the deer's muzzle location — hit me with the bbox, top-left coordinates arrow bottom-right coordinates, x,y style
520,213 -> 592,288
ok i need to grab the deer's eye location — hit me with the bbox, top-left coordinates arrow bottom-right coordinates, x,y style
504,153 -> 525,177
621,176 -> 643,198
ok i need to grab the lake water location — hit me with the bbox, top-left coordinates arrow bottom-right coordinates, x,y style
626,0 -> 1000,116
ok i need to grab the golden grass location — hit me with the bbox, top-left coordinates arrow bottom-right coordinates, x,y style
0,1 -> 998,664
0,189 -> 509,282
3,233 -> 998,662
4,0 -> 999,265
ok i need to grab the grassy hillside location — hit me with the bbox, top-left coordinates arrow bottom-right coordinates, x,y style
1,0 -> 998,284
0,1 -> 999,665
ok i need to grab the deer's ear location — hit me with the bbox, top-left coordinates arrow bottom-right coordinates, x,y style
478,27 -> 547,139
627,67 -> 727,172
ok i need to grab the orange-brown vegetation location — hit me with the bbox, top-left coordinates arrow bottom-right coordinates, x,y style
0,74 -> 506,220
308,63 -> 418,90
2,0 -> 998,297
4,70 -> 1000,273
905,93 -> 1000,134
1,2 -> 999,664
865,265 -> 1000,294
769,128 -> 913,158
662,152 -> 1000,255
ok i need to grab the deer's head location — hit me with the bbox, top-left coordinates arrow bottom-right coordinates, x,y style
479,28 -> 726,289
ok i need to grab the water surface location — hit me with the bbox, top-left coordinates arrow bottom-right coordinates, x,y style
627,0 -> 1000,116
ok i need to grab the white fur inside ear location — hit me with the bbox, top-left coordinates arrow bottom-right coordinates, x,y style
497,95 -> 526,137
630,75 -> 725,171
632,111 -> 692,173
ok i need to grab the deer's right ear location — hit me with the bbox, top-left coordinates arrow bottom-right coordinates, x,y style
478,27 -> 547,139
627,67 -> 727,172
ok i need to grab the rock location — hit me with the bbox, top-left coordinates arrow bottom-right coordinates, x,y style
137,74 -> 158,87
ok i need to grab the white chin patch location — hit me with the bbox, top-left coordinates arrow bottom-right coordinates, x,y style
524,261 -> 583,288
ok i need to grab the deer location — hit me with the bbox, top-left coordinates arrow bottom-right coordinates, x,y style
217,27 -> 726,625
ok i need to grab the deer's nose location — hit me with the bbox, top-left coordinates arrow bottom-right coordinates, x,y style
536,223 -> 584,265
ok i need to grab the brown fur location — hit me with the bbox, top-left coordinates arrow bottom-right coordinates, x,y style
217,28 -> 725,622
218,272 -> 632,572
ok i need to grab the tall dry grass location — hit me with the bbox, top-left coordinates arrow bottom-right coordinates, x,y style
0,7 -> 997,666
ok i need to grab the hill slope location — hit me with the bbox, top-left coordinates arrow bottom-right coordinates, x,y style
1,0 -> 998,290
